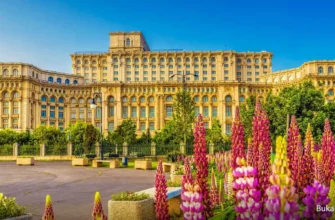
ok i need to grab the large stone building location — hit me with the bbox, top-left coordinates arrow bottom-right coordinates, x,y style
0,32 -> 334,135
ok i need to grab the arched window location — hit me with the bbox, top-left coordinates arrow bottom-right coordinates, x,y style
202,96 -> 208,102
193,96 -> 199,102
168,57 -> 173,62
50,96 -> 55,102
151,57 -> 156,63
58,97 -> 64,103
57,78 -> 62,83
79,98 -> 84,104
236,58 -> 241,63
131,96 -> 137,103
73,80 -> 78,85
32,72 -> 35,77
70,98 -> 76,104
166,95 -> 173,102
225,95 -> 232,102
65,79 -> 70,84
13,69 -> 18,76
148,97 -> 154,102
194,57 -> 199,62
185,57 -> 190,62
247,59 -> 251,63
92,60 -> 97,64
239,96 -> 245,102
96,97 -> 101,103
140,96 -> 146,103
135,58 -> 139,63
177,57 -> 182,62
125,38 -> 131,46
328,90 -> 334,96
41,95 -> 47,102
211,57 -> 216,62
48,76 -> 54,83
328,67 -> 334,74
211,96 -> 217,102
84,60 -> 89,64
202,57 -> 207,62
126,58 -> 131,63
318,67 -> 324,74
3,69 -> 9,76
109,96 -> 115,103
76,60 -> 81,64
255,58 -> 259,63
160,58 -> 165,63
263,58 -> 267,63
143,58 -> 148,63
122,97 -> 128,103
113,58 -> 118,62
224,57 -> 228,62
13,92 -> 19,98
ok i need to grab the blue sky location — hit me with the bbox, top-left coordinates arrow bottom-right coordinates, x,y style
0,0 -> 334,73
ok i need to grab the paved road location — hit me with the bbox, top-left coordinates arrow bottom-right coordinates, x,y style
0,161 -> 158,220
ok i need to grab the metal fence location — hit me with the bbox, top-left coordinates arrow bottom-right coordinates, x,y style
156,144 -> 180,155
128,144 -> 151,156
101,142 -> 123,157
18,145 -> 40,156
45,145 -> 67,156
0,144 -> 12,156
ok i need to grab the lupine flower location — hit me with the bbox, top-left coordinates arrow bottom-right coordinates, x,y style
246,138 -> 253,166
287,115 -> 304,195
154,160 -> 169,220
182,157 -> 193,193
321,119 -> 335,187
42,195 -> 55,220
231,107 -> 246,170
193,114 -> 212,218
91,192 -> 107,220
302,180 -> 332,219
314,152 -> 327,186
233,157 -> 262,220
209,168 -> 219,209
300,123 -> 315,195
264,136 -> 300,220
180,183 -> 205,220
329,179 -> 335,209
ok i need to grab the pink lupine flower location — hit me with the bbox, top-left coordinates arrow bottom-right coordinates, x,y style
154,160 -> 169,220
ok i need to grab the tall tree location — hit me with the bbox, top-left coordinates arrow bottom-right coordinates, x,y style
172,89 -> 195,144
206,118 -> 223,146
66,122 -> 87,146
153,120 -> 182,145
112,119 -> 136,145
32,125 -> 66,146
83,124 -> 100,154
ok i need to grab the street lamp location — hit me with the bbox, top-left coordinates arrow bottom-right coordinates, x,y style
169,70 -> 198,146
90,93 -> 103,160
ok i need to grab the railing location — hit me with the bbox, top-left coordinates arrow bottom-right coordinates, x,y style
156,144 -> 180,155
101,143 -> 123,157
127,144 -> 151,156
0,144 -> 13,156
18,145 -> 40,156
45,145 -> 67,156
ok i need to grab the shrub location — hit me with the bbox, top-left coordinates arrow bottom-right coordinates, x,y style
167,180 -> 182,187
111,191 -> 150,201
0,193 -> 26,219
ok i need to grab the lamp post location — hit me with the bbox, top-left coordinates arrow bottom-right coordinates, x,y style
90,92 -> 103,160
169,70 -> 198,145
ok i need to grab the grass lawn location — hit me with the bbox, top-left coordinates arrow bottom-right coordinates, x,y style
96,160 -> 158,170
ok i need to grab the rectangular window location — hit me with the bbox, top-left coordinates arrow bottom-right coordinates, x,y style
186,65 -> 190,68
108,122 -> 114,132
255,65 -> 260,69
144,77 -> 148,81
126,65 -> 131,69
160,65 -> 165,68
41,110 -> 46,117
247,66 -> 251,69
256,78 -> 260,82
237,72 -> 241,76
203,71 -> 207,75
131,107 -> 137,118
211,77 -> 216,81
140,122 -> 146,131
41,105 -> 46,109
79,112 -> 84,119
127,77 -> 131,81
103,67 -> 107,70
13,102 -> 18,106
211,64 -> 216,68
226,124 -> 232,134
135,65 -> 139,69
255,72 -> 260,76
166,106 -> 173,117
247,72 -> 252,76
144,65 -> 148,69
50,111 -> 55,118
224,70 -> 229,74
152,77 -> 156,81
50,106 -> 55,110
71,112 -> 76,119
96,107 -> 101,118
87,111 -> 92,118
247,78 -> 252,82
144,71 -> 148,75
224,64 -> 229,68
109,106 -> 114,117
113,71 -> 118,75
149,122 -> 155,131
113,65 -> 118,68
224,77 -> 229,80
263,65 -> 268,68
194,76 -> 199,81
195,106 -> 199,116
149,107 -> 155,117
160,77 -> 165,81
203,77 -> 207,81
135,71 -> 139,75
126,71 -> 131,75
152,65 -> 156,69
140,107 -> 146,117
178,65 -> 182,68
122,107 -> 128,118
13,108 -> 19,114
203,106 -> 209,116
212,71 -> 216,75
58,112 -> 64,119
113,77 -> 118,81
226,106 -> 232,117
203,64 -> 207,68
194,64 -> 199,68
212,106 -> 217,117
236,66 -> 241,69
169,65 -> 173,69
103,73 -> 107,77
204,122 -> 209,129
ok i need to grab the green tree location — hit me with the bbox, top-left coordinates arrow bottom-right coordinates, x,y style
172,90 -> 195,144
66,122 -> 87,146
240,95 -> 257,140
83,124 -> 100,154
32,126 -> 66,146
0,129 -> 19,145
153,120 -> 183,145
206,119 -> 223,145
111,119 -> 136,145
135,128 -> 152,144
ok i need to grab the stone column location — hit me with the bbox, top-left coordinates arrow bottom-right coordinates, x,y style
180,142 -> 186,155
209,142 -> 214,155
13,143 -> 18,157
0,100 -> 2,128
8,101 -> 12,128
159,95 -> 165,129
151,142 -> 156,156
123,142 -> 128,156
40,143 -> 45,157
155,96 -> 160,130
67,142 -> 72,157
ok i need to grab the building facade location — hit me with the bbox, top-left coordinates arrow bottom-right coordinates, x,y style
0,32 -> 334,135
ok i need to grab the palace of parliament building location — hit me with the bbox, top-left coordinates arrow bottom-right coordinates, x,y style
0,32 -> 334,135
